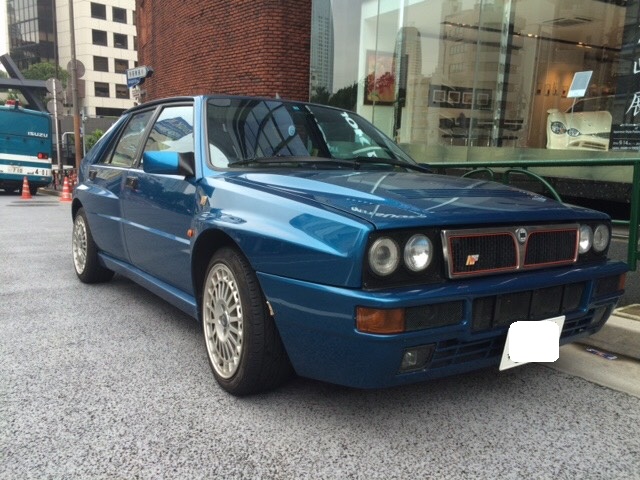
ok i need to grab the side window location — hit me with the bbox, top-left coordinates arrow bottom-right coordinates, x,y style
108,110 -> 154,167
141,105 -> 194,165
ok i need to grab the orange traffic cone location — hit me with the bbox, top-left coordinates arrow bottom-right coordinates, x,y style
60,176 -> 72,203
20,176 -> 32,200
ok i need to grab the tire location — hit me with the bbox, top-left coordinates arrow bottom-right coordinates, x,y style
29,185 -> 38,196
202,247 -> 292,395
72,208 -> 114,284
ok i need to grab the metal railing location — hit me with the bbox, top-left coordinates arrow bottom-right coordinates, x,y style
431,158 -> 640,271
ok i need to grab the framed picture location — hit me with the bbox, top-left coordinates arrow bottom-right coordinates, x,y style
476,92 -> 490,107
462,92 -> 474,105
364,51 -> 396,105
433,89 -> 446,103
448,91 -> 461,105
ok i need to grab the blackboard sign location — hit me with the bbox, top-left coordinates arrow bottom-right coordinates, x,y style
611,1 -> 640,151
610,123 -> 640,151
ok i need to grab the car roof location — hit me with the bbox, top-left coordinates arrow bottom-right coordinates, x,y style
123,94 -> 347,116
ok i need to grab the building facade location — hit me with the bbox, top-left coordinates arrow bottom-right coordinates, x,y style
135,0 -> 311,101
5,0 -> 137,117
56,0 -> 137,117
6,0 -> 56,70
137,0 -> 638,204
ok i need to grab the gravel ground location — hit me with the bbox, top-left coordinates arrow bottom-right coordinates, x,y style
1,194 -> 639,479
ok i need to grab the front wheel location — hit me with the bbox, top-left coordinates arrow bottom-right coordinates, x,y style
72,208 -> 114,283
202,247 -> 292,395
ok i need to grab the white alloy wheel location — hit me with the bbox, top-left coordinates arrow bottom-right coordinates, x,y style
203,263 -> 244,379
72,214 -> 89,275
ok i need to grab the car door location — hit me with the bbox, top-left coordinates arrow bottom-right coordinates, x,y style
84,110 -> 155,261
120,103 -> 197,294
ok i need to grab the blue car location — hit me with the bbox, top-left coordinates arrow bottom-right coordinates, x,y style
71,95 -> 627,395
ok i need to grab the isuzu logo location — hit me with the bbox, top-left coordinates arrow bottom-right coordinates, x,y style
516,227 -> 528,244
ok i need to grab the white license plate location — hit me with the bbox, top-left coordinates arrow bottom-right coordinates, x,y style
499,316 -> 565,371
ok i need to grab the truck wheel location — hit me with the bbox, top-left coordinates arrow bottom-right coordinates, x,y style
202,247 -> 292,395
72,208 -> 114,283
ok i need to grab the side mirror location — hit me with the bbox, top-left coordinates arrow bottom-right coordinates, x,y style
142,151 -> 195,177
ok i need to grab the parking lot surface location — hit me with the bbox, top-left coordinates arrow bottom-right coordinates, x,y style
1,194 -> 639,479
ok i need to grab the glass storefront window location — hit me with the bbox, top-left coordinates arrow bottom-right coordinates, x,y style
310,0 -> 639,203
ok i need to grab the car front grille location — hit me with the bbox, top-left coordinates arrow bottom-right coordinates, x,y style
442,224 -> 579,279
471,282 -> 585,331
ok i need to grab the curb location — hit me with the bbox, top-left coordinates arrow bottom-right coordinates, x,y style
579,305 -> 640,360
39,188 -> 61,197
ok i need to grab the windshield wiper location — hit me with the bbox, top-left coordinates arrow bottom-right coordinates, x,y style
230,156 -> 354,168
230,156 -> 431,173
348,156 -> 432,173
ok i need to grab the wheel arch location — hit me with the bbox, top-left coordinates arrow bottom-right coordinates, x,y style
191,228 -> 244,320
71,198 -> 83,220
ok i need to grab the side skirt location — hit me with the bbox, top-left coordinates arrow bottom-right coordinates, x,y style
98,253 -> 199,320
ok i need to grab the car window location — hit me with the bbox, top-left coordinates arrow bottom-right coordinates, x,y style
141,105 -> 194,167
108,110 -> 154,167
205,98 -> 415,167
206,99 -> 322,168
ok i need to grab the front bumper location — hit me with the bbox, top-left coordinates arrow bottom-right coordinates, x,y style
258,261 -> 627,388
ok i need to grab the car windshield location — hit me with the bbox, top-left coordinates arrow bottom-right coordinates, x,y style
205,97 -> 419,169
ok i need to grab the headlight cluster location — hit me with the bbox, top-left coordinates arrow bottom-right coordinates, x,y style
364,230 -> 442,289
579,223 -> 610,255
551,121 -> 581,136
369,234 -> 433,276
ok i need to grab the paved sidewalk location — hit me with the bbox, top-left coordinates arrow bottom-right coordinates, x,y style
553,305 -> 640,398
583,305 -> 640,360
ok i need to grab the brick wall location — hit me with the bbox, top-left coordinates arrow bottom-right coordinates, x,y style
135,0 -> 312,102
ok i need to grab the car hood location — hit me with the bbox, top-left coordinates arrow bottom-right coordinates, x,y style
227,170 -> 604,229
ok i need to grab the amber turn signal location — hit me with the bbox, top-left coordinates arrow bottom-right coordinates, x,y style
356,307 -> 405,334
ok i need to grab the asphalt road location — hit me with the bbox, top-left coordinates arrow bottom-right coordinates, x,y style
1,193 -> 639,479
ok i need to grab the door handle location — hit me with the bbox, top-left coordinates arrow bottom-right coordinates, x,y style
125,176 -> 139,190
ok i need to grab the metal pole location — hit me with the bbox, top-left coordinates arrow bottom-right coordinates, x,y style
628,160 -> 640,271
52,87 -> 63,183
68,0 -> 82,170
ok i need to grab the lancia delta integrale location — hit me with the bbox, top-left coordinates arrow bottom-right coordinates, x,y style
72,96 -> 627,395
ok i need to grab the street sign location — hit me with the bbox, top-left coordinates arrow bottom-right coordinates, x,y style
126,66 -> 154,88
46,78 -> 63,95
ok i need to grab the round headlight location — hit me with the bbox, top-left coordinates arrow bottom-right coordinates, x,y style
550,121 -> 566,134
578,225 -> 593,254
404,234 -> 433,272
369,237 -> 400,276
567,128 -> 580,137
593,224 -> 610,253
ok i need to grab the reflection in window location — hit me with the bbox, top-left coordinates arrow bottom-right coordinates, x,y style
115,84 -> 129,99
114,59 -> 129,74
91,2 -> 106,20
94,82 -> 110,98
310,0 -> 628,159
143,106 -> 194,163
92,29 -> 107,46
112,7 -> 127,24
109,111 -> 154,167
93,56 -> 109,72
207,99 -> 320,167
114,33 -> 128,49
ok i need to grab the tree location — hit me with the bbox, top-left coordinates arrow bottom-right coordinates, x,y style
310,83 -> 359,112
23,62 -> 69,87
85,129 -> 104,152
